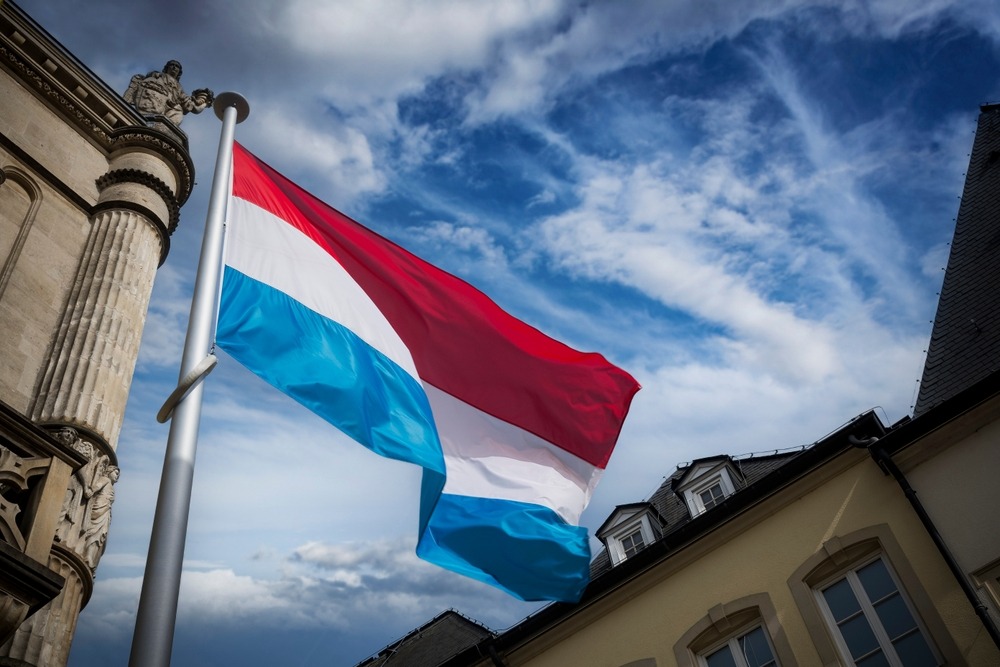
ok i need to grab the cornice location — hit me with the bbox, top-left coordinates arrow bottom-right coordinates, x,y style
108,128 -> 194,205
0,3 -> 195,203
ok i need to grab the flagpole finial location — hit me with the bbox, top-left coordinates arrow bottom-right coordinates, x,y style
213,91 -> 249,123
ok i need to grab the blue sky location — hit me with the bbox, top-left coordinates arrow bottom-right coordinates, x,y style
16,0 -> 1000,665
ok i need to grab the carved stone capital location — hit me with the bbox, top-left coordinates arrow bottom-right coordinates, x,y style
109,127 -> 194,206
94,167 -> 178,263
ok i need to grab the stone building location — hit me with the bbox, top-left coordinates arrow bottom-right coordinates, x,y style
0,3 -> 199,664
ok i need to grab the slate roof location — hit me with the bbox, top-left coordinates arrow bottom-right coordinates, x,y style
589,450 -> 801,578
915,103 -> 1000,416
354,610 -> 493,667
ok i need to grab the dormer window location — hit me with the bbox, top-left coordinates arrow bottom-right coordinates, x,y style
596,503 -> 663,567
675,457 -> 739,518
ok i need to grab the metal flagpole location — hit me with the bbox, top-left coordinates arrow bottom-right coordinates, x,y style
128,92 -> 250,667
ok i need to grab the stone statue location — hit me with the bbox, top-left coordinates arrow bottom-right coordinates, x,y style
54,439 -> 95,546
81,458 -> 119,570
123,60 -> 214,126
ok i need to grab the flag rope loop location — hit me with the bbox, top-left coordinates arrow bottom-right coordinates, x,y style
156,354 -> 219,423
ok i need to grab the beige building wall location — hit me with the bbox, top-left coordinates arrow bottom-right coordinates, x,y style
498,450 -> 997,666
0,65 -> 101,413
903,395 -> 1000,630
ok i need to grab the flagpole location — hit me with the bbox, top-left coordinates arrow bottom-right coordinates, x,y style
128,92 -> 250,667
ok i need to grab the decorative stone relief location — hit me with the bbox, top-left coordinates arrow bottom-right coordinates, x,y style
0,447 -> 50,551
50,430 -> 119,573
81,458 -> 118,571
52,430 -> 92,550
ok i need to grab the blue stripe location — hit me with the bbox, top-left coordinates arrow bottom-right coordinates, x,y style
217,267 -> 444,474
417,485 -> 591,602
219,267 -> 590,602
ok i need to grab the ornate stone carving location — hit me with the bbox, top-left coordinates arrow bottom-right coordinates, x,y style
108,129 -> 194,207
1,546 -> 90,666
123,60 -> 214,126
96,167 -> 180,235
0,447 -> 50,551
0,41 -> 195,203
0,42 -> 111,145
81,458 -> 117,571
53,435 -> 93,550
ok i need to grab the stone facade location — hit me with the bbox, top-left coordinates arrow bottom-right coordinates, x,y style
0,3 -> 195,664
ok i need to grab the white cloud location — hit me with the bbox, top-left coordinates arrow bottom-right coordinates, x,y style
408,220 -> 509,267
539,157 -> 843,384
276,0 -> 564,105
244,104 -> 386,206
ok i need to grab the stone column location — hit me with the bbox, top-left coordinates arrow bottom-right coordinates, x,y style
32,147 -> 178,449
0,134 -> 190,667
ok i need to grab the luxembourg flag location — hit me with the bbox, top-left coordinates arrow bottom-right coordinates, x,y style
216,142 -> 639,602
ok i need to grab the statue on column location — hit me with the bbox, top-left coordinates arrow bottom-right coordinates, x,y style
81,458 -> 119,571
123,60 -> 214,126
53,431 -> 95,548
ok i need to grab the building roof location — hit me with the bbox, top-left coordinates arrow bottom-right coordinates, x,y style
353,610 -> 493,667
588,449 -> 801,578
914,103 -> 1000,415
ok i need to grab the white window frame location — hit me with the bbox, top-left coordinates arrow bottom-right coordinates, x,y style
696,621 -> 780,667
682,466 -> 736,517
973,558 -> 1000,618
813,553 -> 942,667
605,514 -> 658,566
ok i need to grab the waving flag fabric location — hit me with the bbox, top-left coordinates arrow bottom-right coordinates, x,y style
217,142 -> 639,602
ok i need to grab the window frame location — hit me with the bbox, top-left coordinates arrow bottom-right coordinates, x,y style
680,464 -> 737,517
697,622 -> 780,667
972,557 -> 1000,619
787,525 -> 961,666
673,593 -> 796,667
604,513 -> 658,566
812,553 -> 941,667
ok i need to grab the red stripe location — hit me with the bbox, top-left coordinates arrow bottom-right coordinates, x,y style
231,143 -> 639,468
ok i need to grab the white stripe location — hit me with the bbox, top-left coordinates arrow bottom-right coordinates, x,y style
424,383 -> 600,525
226,197 -> 419,380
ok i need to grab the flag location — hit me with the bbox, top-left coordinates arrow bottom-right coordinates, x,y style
217,142 -> 640,602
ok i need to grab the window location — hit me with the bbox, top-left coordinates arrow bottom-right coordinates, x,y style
973,558 -> 1000,617
788,527 -> 958,667
685,472 -> 735,516
701,625 -> 778,667
816,556 -> 938,666
674,594 -> 795,667
620,528 -> 646,559
596,504 -> 661,566
675,459 -> 738,518
699,483 -> 726,510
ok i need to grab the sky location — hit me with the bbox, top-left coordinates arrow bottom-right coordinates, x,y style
13,0 -> 1000,665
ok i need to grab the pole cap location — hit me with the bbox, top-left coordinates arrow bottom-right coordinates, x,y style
213,92 -> 250,123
